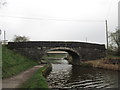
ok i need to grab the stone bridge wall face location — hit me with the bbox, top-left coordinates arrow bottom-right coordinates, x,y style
7,41 -> 106,61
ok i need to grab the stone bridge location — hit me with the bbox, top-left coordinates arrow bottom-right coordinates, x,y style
7,41 -> 106,65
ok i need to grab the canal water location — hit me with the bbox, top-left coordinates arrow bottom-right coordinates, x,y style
47,59 -> 119,89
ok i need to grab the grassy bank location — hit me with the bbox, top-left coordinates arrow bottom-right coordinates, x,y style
82,56 -> 120,71
42,53 -> 67,63
20,64 -> 51,89
42,53 -> 67,60
2,45 -> 38,78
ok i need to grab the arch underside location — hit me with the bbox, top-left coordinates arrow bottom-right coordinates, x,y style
46,47 -> 80,65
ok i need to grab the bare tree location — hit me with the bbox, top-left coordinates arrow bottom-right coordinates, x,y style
109,28 -> 120,56
13,35 -> 29,42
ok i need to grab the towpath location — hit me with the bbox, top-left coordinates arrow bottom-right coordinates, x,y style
2,65 -> 44,89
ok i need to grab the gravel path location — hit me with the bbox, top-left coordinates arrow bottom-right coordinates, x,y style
2,65 -> 44,89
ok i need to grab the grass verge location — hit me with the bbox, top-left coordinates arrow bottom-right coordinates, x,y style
83,56 -> 120,71
2,45 -> 38,78
20,64 -> 51,89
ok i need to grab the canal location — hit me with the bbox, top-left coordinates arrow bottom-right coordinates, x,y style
47,59 -> 119,89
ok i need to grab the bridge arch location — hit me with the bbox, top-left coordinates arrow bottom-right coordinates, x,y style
45,47 -> 81,65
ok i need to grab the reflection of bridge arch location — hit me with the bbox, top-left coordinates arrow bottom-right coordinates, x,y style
45,47 -> 81,65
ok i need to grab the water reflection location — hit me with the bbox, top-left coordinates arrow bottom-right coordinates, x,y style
47,59 -> 119,89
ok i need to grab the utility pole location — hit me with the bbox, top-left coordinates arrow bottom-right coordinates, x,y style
105,20 -> 109,49
4,30 -> 6,44
0,29 -> 1,43
86,37 -> 87,42
118,1 -> 120,55
0,30 -> 1,37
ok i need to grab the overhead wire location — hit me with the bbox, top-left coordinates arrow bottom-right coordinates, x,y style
0,0 -> 116,23
0,15 -> 105,22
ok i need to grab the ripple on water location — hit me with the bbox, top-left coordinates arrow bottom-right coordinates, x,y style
47,63 -> 119,89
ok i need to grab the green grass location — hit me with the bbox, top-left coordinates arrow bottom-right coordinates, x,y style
41,54 -> 67,64
20,64 -> 50,89
2,45 -> 38,78
42,53 -> 67,59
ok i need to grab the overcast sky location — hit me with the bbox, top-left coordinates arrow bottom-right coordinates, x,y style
0,0 -> 119,44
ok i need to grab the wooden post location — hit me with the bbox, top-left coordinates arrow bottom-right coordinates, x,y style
105,20 -> 108,49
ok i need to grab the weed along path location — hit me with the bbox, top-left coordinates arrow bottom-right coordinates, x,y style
2,65 -> 44,88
